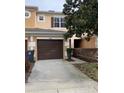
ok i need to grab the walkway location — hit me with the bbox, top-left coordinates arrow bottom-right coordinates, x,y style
25,59 -> 97,93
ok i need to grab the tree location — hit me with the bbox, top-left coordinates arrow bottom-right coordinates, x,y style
63,0 -> 98,41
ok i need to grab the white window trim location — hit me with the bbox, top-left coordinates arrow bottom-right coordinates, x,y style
37,15 -> 45,22
53,15 -> 65,18
25,11 -> 31,19
52,16 -> 65,28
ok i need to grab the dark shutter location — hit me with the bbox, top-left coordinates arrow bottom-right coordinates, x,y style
51,17 -> 53,27
69,39 -> 71,48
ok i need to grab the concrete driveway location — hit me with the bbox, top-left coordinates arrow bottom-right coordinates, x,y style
25,59 -> 97,93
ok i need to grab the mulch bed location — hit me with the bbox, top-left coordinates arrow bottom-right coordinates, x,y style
25,63 -> 35,83
73,63 -> 98,81
65,59 -> 75,62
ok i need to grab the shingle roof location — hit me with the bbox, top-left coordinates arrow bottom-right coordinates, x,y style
25,28 -> 66,37
37,11 -> 63,15
25,6 -> 38,10
25,6 -> 63,15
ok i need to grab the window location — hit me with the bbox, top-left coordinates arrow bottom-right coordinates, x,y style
37,15 -> 45,22
51,17 -> 65,28
54,18 -> 59,27
25,11 -> 31,19
61,18 -> 65,27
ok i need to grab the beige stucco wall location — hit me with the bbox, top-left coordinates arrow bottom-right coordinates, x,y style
25,9 -> 36,28
35,13 -> 67,31
25,6 -> 67,32
70,35 -> 97,48
80,37 -> 97,48
35,14 -> 51,29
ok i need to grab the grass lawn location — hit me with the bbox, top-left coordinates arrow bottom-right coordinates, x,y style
74,63 -> 98,81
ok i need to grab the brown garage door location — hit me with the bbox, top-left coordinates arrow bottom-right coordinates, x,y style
37,40 -> 63,60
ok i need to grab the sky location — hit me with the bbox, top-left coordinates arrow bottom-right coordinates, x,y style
25,0 -> 66,12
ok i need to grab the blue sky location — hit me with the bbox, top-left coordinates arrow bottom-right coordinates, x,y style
25,0 -> 65,12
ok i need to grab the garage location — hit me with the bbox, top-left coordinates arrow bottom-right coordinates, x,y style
37,39 -> 63,60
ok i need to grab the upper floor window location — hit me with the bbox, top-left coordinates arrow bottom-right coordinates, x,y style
51,17 -> 65,28
25,11 -> 31,19
37,15 -> 45,22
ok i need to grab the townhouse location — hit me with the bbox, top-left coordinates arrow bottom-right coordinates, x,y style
25,6 -> 97,61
